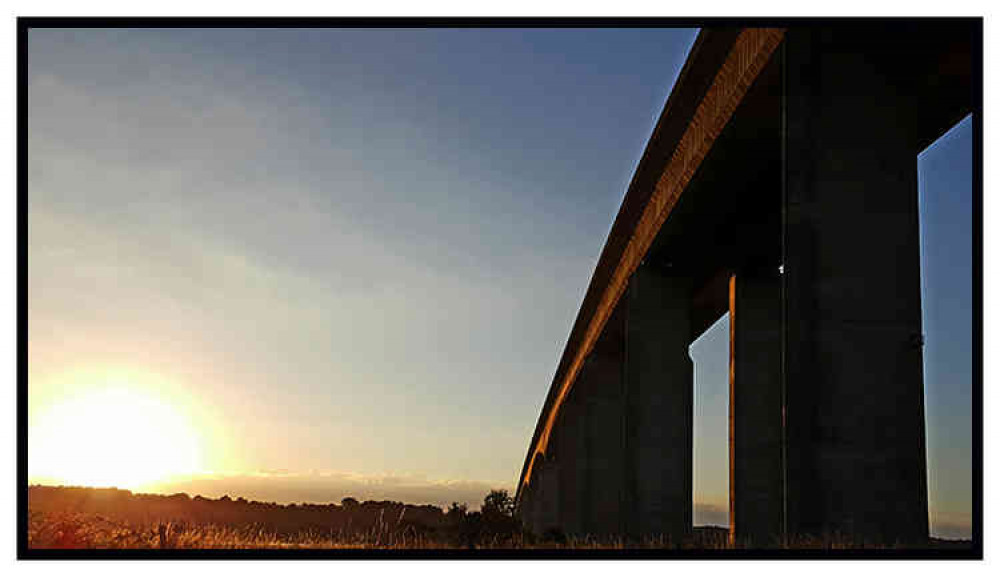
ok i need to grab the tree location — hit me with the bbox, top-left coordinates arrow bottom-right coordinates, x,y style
445,502 -> 468,523
481,489 -> 514,518
480,489 -> 518,542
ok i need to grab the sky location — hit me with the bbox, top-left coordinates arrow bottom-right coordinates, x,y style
26,28 -> 973,537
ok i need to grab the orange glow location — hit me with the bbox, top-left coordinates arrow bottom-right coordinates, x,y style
29,368 -> 222,491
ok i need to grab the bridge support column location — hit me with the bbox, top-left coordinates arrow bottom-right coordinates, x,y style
782,28 -> 929,544
533,455 -> 560,536
555,390 -> 586,537
518,470 -> 539,536
729,269 -> 784,547
623,262 -> 692,541
580,304 -> 627,538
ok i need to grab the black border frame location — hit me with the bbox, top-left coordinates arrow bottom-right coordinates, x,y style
16,16 -> 984,561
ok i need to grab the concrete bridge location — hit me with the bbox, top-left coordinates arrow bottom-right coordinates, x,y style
515,23 -> 976,546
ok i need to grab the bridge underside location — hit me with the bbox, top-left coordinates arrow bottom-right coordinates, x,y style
518,23 -> 974,546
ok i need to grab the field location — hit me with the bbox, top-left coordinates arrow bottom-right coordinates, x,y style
28,510 -> 975,551
27,486 -> 972,551
29,510 -> 725,550
28,510 -> 457,550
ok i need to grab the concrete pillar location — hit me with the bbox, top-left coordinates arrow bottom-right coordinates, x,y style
518,476 -> 538,536
527,454 -> 559,537
729,269 -> 784,546
555,388 -> 586,537
580,303 -> 627,538
783,28 -> 929,544
623,262 -> 693,541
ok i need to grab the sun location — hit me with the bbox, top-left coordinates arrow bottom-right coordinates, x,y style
30,382 -> 206,491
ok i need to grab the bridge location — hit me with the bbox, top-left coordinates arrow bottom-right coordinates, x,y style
515,23 -> 976,546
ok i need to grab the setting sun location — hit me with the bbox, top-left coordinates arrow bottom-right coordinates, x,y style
30,376 -> 207,491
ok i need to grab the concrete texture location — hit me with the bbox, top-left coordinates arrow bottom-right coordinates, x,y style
783,27 -> 930,544
534,455 -> 560,536
518,469 -> 539,535
581,304 -> 627,537
623,263 -> 692,540
554,387 -> 586,536
729,269 -> 784,546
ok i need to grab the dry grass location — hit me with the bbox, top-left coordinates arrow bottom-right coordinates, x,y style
27,510 -> 970,551
28,511 -> 458,550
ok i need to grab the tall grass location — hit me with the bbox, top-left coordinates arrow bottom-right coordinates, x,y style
28,510 -> 969,550
28,511 -> 459,550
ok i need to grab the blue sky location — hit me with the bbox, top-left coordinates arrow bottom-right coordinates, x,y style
27,28 -> 972,537
918,115 -> 974,538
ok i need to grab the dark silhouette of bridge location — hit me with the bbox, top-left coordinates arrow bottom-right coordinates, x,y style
515,23 -> 976,546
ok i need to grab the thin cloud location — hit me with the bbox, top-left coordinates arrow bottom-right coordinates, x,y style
140,470 -> 510,510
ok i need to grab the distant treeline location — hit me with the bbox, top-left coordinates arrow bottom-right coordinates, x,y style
28,484 -> 520,545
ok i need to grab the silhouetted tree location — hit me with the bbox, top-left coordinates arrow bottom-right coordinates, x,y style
481,489 -> 514,518
459,511 -> 483,549
480,489 -> 519,543
445,502 -> 467,522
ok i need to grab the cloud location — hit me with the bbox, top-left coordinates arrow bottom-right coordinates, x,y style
693,502 -> 729,528
142,470 -> 509,510
930,510 -> 972,540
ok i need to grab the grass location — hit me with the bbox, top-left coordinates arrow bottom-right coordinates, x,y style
28,510 -> 972,550
28,511 -> 457,550
24,510 -> 657,549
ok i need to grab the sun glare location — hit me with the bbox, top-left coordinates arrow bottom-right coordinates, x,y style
30,376 -> 207,491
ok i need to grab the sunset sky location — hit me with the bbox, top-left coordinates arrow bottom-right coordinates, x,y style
27,27 -> 973,538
